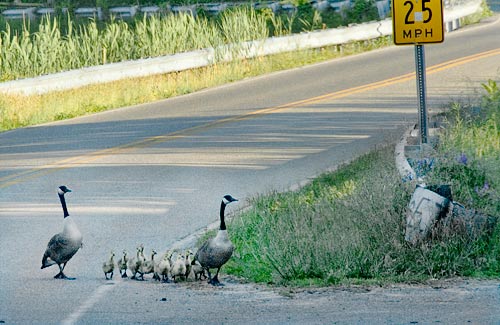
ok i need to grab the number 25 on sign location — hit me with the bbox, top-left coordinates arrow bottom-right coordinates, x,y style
392,0 -> 444,45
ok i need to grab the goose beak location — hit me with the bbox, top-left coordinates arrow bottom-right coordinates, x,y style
58,186 -> 72,195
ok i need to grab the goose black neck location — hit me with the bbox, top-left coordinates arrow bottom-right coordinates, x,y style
219,200 -> 227,230
59,193 -> 69,218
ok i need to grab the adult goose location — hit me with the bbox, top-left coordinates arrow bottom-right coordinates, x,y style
194,194 -> 238,286
41,186 -> 83,280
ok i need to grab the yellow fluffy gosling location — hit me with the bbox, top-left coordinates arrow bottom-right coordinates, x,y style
117,250 -> 128,278
185,249 -> 194,279
191,259 -> 207,281
170,253 -> 186,283
140,249 -> 157,279
127,245 -> 145,280
102,251 -> 115,280
154,250 -> 173,282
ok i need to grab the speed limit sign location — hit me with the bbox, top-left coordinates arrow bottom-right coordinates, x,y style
392,0 -> 444,45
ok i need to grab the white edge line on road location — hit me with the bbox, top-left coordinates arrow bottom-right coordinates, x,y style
61,281 -> 120,325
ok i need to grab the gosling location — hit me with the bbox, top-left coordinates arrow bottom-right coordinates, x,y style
128,245 -> 145,280
102,251 -> 115,280
140,249 -> 157,279
191,259 -> 207,281
185,249 -> 194,279
170,253 -> 186,283
154,250 -> 173,282
117,250 -> 128,278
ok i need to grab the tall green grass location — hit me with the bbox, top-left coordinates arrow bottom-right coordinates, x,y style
0,2 -> 395,82
0,7 -> 268,81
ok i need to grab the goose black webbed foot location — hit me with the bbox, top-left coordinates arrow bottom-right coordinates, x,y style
54,272 -> 75,280
208,276 -> 224,286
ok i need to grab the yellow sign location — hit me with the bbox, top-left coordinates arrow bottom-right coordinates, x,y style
392,0 -> 444,45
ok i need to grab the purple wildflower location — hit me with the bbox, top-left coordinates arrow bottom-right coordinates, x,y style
475,182 -> 490,196
458,153 -> 468,165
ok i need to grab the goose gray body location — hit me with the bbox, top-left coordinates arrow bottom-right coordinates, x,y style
41,186 -> 82,280
194,194 -> 238,286
195,231 -> 234,270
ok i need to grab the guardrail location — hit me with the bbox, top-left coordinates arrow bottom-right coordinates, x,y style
0,0 -> 482,96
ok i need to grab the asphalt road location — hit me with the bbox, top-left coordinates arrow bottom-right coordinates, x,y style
1,15 -> 499,324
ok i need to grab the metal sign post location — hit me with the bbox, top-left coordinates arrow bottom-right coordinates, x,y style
392,0 -> 444,145
414,44 -> 428,144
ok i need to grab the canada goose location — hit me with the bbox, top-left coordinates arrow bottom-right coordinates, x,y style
195,194 -> 238,286
102,251 -> 115,280
117,250 -> 128,278
140,249 -> 157,279
41,186 -> 83,280
170,252 -> 186,283
128,245 -> 145,280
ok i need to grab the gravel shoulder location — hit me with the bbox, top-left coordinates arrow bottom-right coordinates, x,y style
78,276 -> 500,324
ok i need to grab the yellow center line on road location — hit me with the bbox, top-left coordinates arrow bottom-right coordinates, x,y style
1,48 -> 499,189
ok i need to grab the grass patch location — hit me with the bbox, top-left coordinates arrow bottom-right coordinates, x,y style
225,146 -> 412,286
218,80 -> 500,286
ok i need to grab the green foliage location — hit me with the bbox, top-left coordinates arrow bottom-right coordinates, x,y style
481,79 -> 500,121
226,147 -> 411,285
225,83 -> 500,285
425,80 -> 500,216
0,2 -> 378,82
344,0 -> 379,23
0,7 -> 269,81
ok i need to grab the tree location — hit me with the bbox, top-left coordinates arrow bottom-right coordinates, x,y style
345,0 -> 379,23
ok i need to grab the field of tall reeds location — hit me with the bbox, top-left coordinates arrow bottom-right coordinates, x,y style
0,7 -> 268,81
222,80 -> 500,286
0,1 -> 387,83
